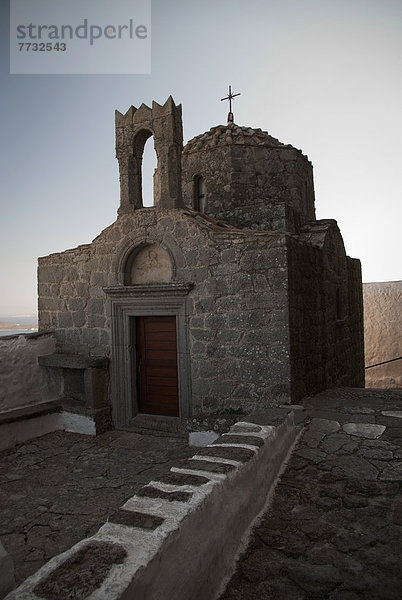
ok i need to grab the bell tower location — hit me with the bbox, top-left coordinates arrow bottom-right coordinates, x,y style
115,96 -> 183,212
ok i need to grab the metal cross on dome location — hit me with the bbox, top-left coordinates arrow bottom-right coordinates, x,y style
221,85 -> 241,124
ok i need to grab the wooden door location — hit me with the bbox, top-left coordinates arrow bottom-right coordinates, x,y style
135,316 -> 179,417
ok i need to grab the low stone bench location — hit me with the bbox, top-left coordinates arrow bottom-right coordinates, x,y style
38,354 -> 111,434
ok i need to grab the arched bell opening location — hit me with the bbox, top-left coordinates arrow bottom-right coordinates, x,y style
141,135 -> 159,207
131,129 -> 157,209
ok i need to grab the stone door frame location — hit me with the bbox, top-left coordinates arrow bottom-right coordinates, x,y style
104,283 -> 192,428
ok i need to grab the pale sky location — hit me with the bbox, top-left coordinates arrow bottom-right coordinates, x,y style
1,0 -> 401,317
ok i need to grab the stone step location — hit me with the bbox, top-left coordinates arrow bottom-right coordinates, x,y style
123,414 -> 188,438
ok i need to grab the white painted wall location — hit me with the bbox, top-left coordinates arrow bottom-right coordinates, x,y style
0,411 -> 96,452
0,333 -> 60,413
364,281 -> 402,388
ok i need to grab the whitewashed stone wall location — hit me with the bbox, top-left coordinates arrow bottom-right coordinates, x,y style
0,333 -> 59,413
364,281 -> 402,388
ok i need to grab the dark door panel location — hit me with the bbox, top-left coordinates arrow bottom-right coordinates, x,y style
135,316 -> 179,417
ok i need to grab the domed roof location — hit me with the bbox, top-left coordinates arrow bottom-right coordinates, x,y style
183,123 -> 287,153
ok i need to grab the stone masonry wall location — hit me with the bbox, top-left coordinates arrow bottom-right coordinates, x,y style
182,125 -> 316,234
346,257 -> 365,386
287,236 -> 325,400
38,208 -> 364,417
183,223 -> 291,414
182,142 -> 230,217
287,220 -> 364,400
38,241 -> 110,355
38,209 -> 292,416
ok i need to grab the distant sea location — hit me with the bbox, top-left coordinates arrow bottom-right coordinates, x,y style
0,329 -> 39,337
0,315 -> 38,338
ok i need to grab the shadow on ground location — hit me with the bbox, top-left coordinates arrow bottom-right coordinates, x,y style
0,429 -> 193,584
219,388 -> 402,600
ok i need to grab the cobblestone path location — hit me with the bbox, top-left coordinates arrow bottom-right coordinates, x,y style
0,429 -> 193,585
220,389 -> 402,600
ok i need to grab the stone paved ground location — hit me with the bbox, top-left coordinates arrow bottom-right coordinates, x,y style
2,388 -> 402,597
0,429 -> 193,585
220,388 -> 402,600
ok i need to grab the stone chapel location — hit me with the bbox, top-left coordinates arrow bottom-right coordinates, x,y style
37,96 -> 364,431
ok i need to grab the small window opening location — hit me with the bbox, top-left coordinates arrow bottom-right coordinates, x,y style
194,176 -> 207,212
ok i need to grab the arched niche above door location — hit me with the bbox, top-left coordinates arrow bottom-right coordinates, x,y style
129,243 -> 173,285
